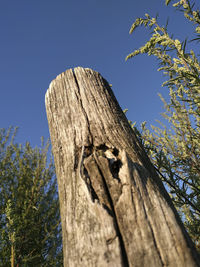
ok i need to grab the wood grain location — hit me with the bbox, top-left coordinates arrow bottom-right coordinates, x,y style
45,67 -> 200,267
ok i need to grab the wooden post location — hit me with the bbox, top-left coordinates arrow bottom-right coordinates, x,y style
45,67 -> 200,267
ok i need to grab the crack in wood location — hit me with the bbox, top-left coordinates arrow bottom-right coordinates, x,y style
77,144 -> 129,266
78,144 -> 123,208
72,69 -> 93,145
106,235 -> 117,245
94,152 -> 129,267
83,152 -> 113,212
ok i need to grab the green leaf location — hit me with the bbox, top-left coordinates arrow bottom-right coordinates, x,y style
165,0 -> 172,6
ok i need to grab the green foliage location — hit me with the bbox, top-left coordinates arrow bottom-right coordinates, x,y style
126,0 -> 200,251
0,127 -> 63,266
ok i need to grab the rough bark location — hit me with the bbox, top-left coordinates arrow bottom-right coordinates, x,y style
45,67 -> 200,267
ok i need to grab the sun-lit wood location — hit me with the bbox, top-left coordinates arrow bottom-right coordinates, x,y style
45,67 -> 200,267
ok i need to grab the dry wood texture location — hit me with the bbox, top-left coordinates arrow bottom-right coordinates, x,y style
45,67 -> 200,267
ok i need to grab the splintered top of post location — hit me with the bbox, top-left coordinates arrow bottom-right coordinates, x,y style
47,67 -> 99,93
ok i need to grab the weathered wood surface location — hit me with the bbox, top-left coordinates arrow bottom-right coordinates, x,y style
45,67 -> 200,267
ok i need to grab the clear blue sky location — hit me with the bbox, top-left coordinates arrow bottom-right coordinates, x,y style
0,0 -> 194,146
